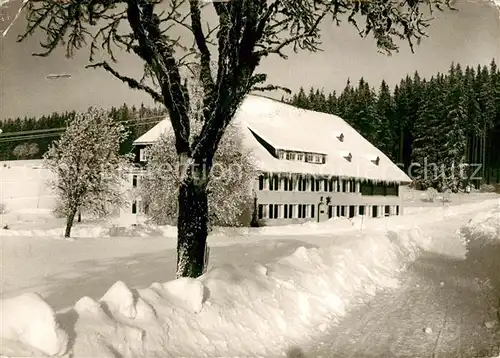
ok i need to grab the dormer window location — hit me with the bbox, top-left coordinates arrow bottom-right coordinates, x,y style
340,151 -> 352,162
278,150 -> 285,159
363,154 -> 380,166
297,153 -> 304,161
286,152 -> 296,160
332,131 -> 344,142
306,153 -> 313,162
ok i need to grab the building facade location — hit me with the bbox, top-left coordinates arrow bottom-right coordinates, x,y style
121,95 -> 411,226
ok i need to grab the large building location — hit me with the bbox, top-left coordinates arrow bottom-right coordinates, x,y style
121,95 -> 411,225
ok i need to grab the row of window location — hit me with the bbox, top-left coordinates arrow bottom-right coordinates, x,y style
131,200 -> 148,214
258,204 -> 400,220
259,175 -> 398,196
263,175 -> 358,192
258,204 -> 316,219
277,150 -> 327,164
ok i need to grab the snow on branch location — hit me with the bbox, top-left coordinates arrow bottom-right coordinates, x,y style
44,107 -> 130,237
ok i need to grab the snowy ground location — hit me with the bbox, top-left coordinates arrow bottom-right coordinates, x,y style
1,199 -> 500,356
1,160 -> 500,357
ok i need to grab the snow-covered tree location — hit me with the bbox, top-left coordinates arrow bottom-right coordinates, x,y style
12,142 -> 40,159
28,143 -> 40,158
44,107 -> 129,238
140,64 -> 257,229
12,144 -> 28,159
140,122 -> 256,228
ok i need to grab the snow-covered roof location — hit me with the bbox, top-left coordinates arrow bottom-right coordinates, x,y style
133,95 -> 411,183
133,119 -> 174,145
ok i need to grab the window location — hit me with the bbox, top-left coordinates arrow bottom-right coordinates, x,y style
361,181 -> 373,195
311,204 -> 315,218
349,206 -> 356,218
284,205 -> 289,219
385,205 -> 391,216
289,204 -> 294,218
298,177 -> 307,191
336,206 -> 340,217
286,152 -> 296,160
340,206 -> 346,217
298,205 -> 303,219
258,175 -> 264,190
278,151 -> 285,159
289,178 -> 294,191
269,204 -> 274,219
284,177 -> 289,191
306,153 -> 313,162
316,179 -> 320,191
258,204 -> 264,219
139,148 -> 147,162
328,205 -> 333,218
349,179 -> 356,193
359,206 -> 365,215
132,175 -> 137,188
372,206 -> 378,218
132,201 -> 137,214
396,206 -> 400,215
269,175 -> 279,191
373,183 -> 385,196
342,180 -> 347,192
297,153 -> 304,161
328,178 -> 334,192
386,184 -> 399,196
273,175 -> 279,190
321,155 -> 326,164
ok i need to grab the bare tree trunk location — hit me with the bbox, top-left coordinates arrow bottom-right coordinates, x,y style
77,211 -> 82,223
64,208 -> 77,238
176,163 -> 209,279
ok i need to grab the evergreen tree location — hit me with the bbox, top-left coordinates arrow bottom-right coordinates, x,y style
412,76 -> 444,189
439,64 -> 467,192
375,80 -> 396,159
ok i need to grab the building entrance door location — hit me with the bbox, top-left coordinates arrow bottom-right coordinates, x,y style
317,201 -> 329,222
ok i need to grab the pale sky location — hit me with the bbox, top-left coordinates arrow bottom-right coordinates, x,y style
0,0 -> 499,120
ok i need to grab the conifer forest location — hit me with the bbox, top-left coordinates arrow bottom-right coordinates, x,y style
1,60 -> 500,191
286,60 -> 500,191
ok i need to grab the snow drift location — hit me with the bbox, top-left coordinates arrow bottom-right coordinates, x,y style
1,226 -> 431,357
1,200 -> 499,357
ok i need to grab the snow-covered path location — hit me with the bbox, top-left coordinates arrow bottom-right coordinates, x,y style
302,216 -> 500,358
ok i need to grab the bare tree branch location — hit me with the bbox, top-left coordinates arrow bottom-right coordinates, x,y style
85,61 -> 163,103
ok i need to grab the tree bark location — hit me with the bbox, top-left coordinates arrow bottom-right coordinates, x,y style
64,208 -> 77,238
176,161 -> 210,278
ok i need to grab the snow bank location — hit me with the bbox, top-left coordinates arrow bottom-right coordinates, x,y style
0,293 -> 68,356
2,199 -> 498,357
460,206 -> 500,270
2,226 -> 432,357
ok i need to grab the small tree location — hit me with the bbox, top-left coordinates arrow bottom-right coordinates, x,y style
141,122 -> 257,228
27,143 -> 40,158
44,107 -> 129,238
12,143 -> 28,159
